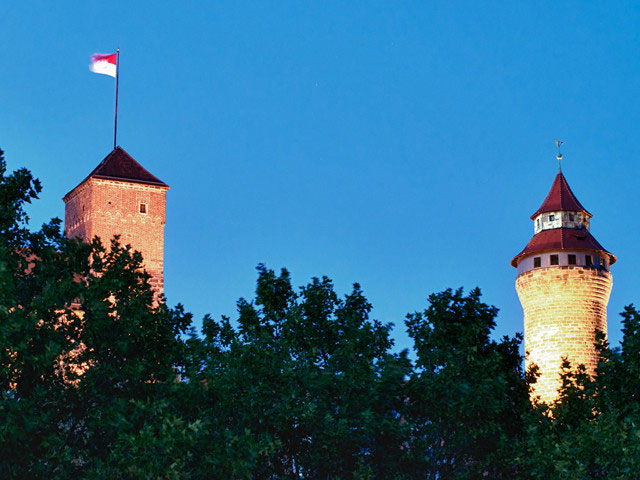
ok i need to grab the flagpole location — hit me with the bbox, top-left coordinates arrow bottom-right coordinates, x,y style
114,48 -> 120,150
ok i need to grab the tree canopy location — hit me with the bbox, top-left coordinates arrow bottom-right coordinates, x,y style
1,148 -> 640,478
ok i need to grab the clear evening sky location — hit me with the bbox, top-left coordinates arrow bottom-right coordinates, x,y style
3,2 -> 640,353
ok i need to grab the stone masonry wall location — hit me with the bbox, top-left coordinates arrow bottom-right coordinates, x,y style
64,178 -> 168,294
515,265 -> 612,404
64,180 -> 93,242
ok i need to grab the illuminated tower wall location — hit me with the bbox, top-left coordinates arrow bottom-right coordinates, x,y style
63,146 -> 169,294
511,169 -> 615,404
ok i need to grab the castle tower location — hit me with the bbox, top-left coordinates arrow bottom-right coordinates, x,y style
63,147 -> 169,294
511,165 -> 615,404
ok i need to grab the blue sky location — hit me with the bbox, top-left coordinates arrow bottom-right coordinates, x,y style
3,1 -> 640,353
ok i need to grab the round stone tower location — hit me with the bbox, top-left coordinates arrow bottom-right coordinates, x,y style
511,162 -> 615,404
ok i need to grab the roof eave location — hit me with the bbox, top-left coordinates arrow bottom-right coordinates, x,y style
512,248 -> 616,268
529,207 -> 593,220
90,174 -> 169,188
62,176 -> 92,202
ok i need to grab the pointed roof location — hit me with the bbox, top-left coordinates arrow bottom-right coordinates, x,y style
530,172 -> 590,219
511,227 -> 616,267
81,146 -> 168,187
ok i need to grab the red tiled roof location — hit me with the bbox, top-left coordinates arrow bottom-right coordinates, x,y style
511,227 -> 616,267
84,146 -> 168,187
530,172 -> 590,219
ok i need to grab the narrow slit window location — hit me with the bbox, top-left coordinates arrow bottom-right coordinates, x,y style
569,214 -> 574,221
550,254 -> 559,266
585,255 -> 592,266
568,254 -> 576,265
139,203 -> 147,214
534,257 -> 541,268
549,214 -> 555,222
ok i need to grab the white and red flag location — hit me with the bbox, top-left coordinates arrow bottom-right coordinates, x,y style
89,53 -> 117,77
89,50 -> 120,148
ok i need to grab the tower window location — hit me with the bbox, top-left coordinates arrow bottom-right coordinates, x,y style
569,214 -> 574,221
568,254 -> 576,265
586,255 -> 592,266
549,214 -> 555,222
139,203 -> 147,214
550,254 -> 559,265
534,257 -> 541,268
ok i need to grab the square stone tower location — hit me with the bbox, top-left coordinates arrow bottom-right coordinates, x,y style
63,146 -> 169,294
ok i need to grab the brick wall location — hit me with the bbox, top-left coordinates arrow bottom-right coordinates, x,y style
64,178 -> 168,294
515,265 -> 612,404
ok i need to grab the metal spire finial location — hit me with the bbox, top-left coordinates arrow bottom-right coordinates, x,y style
555,139 -> 564,172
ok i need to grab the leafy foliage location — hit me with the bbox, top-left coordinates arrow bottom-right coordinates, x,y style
181,266 -> 413,478
2,148 -> 640,478
0,149 -> 191,477
515,310 -> 640,479
404,288 -> 529,479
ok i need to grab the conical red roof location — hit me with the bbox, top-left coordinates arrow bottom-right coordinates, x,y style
530,172 -> 590,219
511,227 -> 616,267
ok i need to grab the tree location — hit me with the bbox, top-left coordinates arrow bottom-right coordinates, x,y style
404,287 -> 530,479
182,265 -> 413,478
5,146 -> 640,478
0,149 -> 192,478
515,309 -> 640,479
